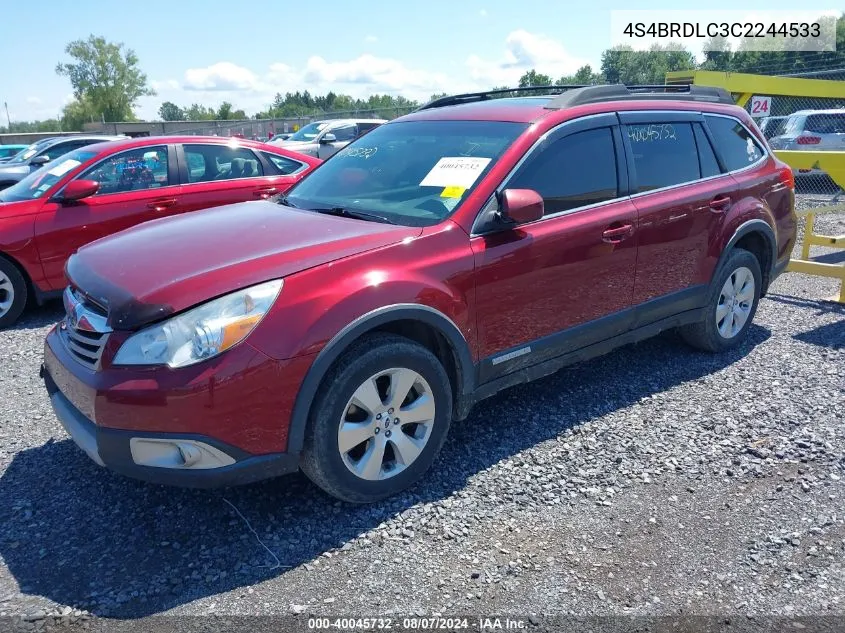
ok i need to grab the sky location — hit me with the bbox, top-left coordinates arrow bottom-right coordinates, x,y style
0,0 -> 836,123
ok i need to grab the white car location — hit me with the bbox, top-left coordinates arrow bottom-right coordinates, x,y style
768,109 -> 845,180
270,118 -> 386,159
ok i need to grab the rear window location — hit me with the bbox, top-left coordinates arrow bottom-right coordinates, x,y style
704,115 -> 765,172
805,113 -> 845,134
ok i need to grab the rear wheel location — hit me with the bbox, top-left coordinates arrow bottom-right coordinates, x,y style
0,257 -> 28,329
680,248 -> 761,352
301,333 -> 452,503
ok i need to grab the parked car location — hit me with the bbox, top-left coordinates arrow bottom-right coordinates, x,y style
42,85 -> 796,503
271,118 -> 387,159
757,115 -> 788,140
0,144 -> 28,163
768,109 -> 845,180
0,136 -> 320,327
269,133 -> 292,142
0,136 -> 125,190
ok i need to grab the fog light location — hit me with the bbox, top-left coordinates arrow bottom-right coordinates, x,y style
129,438 -> 236,469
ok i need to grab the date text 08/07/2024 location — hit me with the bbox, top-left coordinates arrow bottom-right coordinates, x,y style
306,616 -> 528,630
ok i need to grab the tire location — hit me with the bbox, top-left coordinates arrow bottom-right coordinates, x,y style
0,256 -> 28,329
301,333 -> 452,504
680,248 -> 762,353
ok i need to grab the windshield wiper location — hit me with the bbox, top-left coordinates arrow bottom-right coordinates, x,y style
311,207 -> 396,225
276,194 -> 299,209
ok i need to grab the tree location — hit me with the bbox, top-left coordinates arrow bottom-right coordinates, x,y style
518,69 -> 553,87
61,97 -> 98,131
558,64 -> 603,85
601,44 -> 695,84
184,104 -> 216,121
217,102 -> 234,120
56,35 -> 155,122
158,101 -> 185,121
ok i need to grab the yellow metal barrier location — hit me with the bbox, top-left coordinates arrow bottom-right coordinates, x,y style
665,70 -> 845,101
786,206 -> 845,303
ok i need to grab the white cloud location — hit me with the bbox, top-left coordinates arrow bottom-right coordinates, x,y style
467,29 -> 589,85
364,35 -> 378,43
302,54 -> 455,98
183,62 -> 260,91
25,96 -> 42,106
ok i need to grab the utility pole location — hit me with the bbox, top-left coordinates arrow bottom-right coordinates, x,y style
3,102 -> 10,130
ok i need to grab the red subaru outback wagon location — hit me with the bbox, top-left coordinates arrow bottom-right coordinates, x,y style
42,85 -> 797,503
0,136 -> 320,328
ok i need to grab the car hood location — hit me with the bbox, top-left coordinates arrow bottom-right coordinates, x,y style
0,163 -> 29,175
66,200 -> 422,330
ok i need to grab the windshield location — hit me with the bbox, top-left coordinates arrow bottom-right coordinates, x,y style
287,122 -> 330,142
12,138 -> 54,163
284,120 -> 527,227
0,149 -> 98,202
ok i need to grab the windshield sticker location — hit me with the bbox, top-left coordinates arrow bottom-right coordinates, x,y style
440,186 -> 465,199
419,157 -> 492,189
628,124 -> 677,142
47,159 -> 81,177
338,146 -> 378,159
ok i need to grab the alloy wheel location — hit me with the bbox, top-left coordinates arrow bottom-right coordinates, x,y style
0,270 -> 14,319
338,367 -> 436,481
716,266 -> 755,339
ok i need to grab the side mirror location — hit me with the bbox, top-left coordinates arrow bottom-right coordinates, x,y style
29,155 -> 50,166
320,133 -> 337,144
59,179 -> 99,202
500,189 -> 544,225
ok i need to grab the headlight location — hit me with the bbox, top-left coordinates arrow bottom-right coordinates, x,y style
113,279 -> 283,368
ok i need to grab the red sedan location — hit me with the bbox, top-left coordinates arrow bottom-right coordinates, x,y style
0,136 -> 321,327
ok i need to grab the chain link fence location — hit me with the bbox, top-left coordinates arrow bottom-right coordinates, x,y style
741,68 -> 845,201
157,106 -> 419,141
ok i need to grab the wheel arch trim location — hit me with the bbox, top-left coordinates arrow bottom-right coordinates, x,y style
286,303 -> 475,455
715,219 -> 777,291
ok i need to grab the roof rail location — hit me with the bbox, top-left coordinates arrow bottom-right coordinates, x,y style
414,84 -> 735,112
545,84 -> 735,109
415,86 -> 587,111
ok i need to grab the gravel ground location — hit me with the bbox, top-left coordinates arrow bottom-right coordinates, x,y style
0,205 -> 842,631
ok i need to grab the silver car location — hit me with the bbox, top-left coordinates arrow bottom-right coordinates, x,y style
768,109 -> 845,180
0,135 -> 125,189
271,119 -> 386,160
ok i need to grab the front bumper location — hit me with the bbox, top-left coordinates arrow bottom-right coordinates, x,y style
42,365 -> 299,488
40,325 -> 309,488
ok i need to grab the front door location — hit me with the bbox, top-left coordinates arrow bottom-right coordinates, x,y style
471,116 -> 639,382
34,144 -> 180,289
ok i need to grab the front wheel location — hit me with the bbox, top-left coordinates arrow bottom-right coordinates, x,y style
680,247 -> 762,352
301,333 -> 453,503
0,257 -> 28,329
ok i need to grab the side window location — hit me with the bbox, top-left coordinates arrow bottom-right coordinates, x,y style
627,122 -> 699,192
508,127 -> 618,215
40,141 -> 90,161
329,124 -> 357,142
183,145 -> 264,183
357,123 -> 379,137
693,123 -> 721,178
705,115 -> 765,172
805,114 -> 845,134
79,146 -> 170,195
262,152 -> 305,175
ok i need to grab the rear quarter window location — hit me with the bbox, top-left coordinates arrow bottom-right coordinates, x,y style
704,115 -> 765,172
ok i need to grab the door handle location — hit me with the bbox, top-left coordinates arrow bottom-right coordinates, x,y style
147,198 -> 178,212
709,195 -> 731,212
601,223 -> 634,243
253,187 -> 279,199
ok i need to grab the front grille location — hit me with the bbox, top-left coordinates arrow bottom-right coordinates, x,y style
61,324 -> 109,369
60,287 -> 112,370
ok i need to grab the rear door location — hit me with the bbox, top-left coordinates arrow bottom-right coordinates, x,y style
34,144 -> 181,289
621,112 -> 735,323
175,143 -> 287,212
